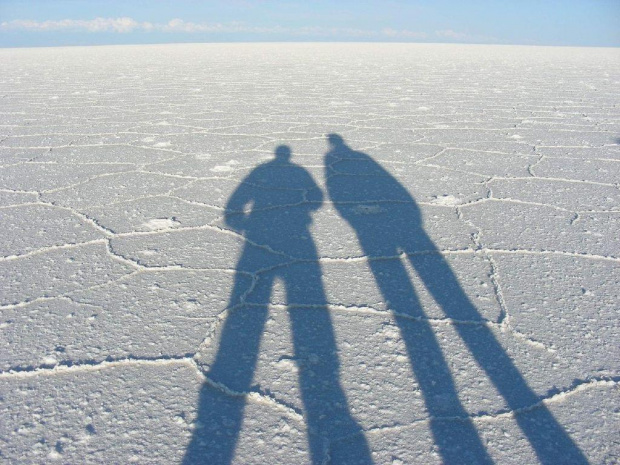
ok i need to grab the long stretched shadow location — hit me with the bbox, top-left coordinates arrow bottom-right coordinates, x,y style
183,146 -> 371,464
324,134 -> 588,465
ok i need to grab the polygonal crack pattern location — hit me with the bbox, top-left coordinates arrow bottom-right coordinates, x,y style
1,43 -> 618,464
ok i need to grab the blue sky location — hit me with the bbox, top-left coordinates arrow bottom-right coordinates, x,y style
1,0 -> 619,48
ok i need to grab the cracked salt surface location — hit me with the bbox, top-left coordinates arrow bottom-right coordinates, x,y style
1,43 -> 619,464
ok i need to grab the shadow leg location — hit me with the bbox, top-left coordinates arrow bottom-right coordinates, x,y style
183,272 -> 272,465
409,251 -> 588,464
368,258 -> 493,464
286,262 -> 373,464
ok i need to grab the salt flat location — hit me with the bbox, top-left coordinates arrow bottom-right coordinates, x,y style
1,43 -> 619,464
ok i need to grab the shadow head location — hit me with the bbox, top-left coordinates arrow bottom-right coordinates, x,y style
327,133 -> 345,148
275,145 -> 292,162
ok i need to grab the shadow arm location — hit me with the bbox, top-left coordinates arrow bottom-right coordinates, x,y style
224,182 -> 253,231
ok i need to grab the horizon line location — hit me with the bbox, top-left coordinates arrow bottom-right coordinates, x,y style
3,40 -> 620,50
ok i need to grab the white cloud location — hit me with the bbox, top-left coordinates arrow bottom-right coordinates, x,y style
382,28 -> 428,39
434,29 -> 497,43
1,17 -> 144,33
0,17 -> 428,40
435,29 -> 470,40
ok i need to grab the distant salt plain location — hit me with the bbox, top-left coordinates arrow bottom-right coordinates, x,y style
1,43 -> 619,464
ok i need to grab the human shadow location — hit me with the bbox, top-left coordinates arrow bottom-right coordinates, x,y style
183,146 -> 372,464
324,134 -> 588,465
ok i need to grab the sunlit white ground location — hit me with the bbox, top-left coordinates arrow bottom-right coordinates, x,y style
1,43 -> 619,464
